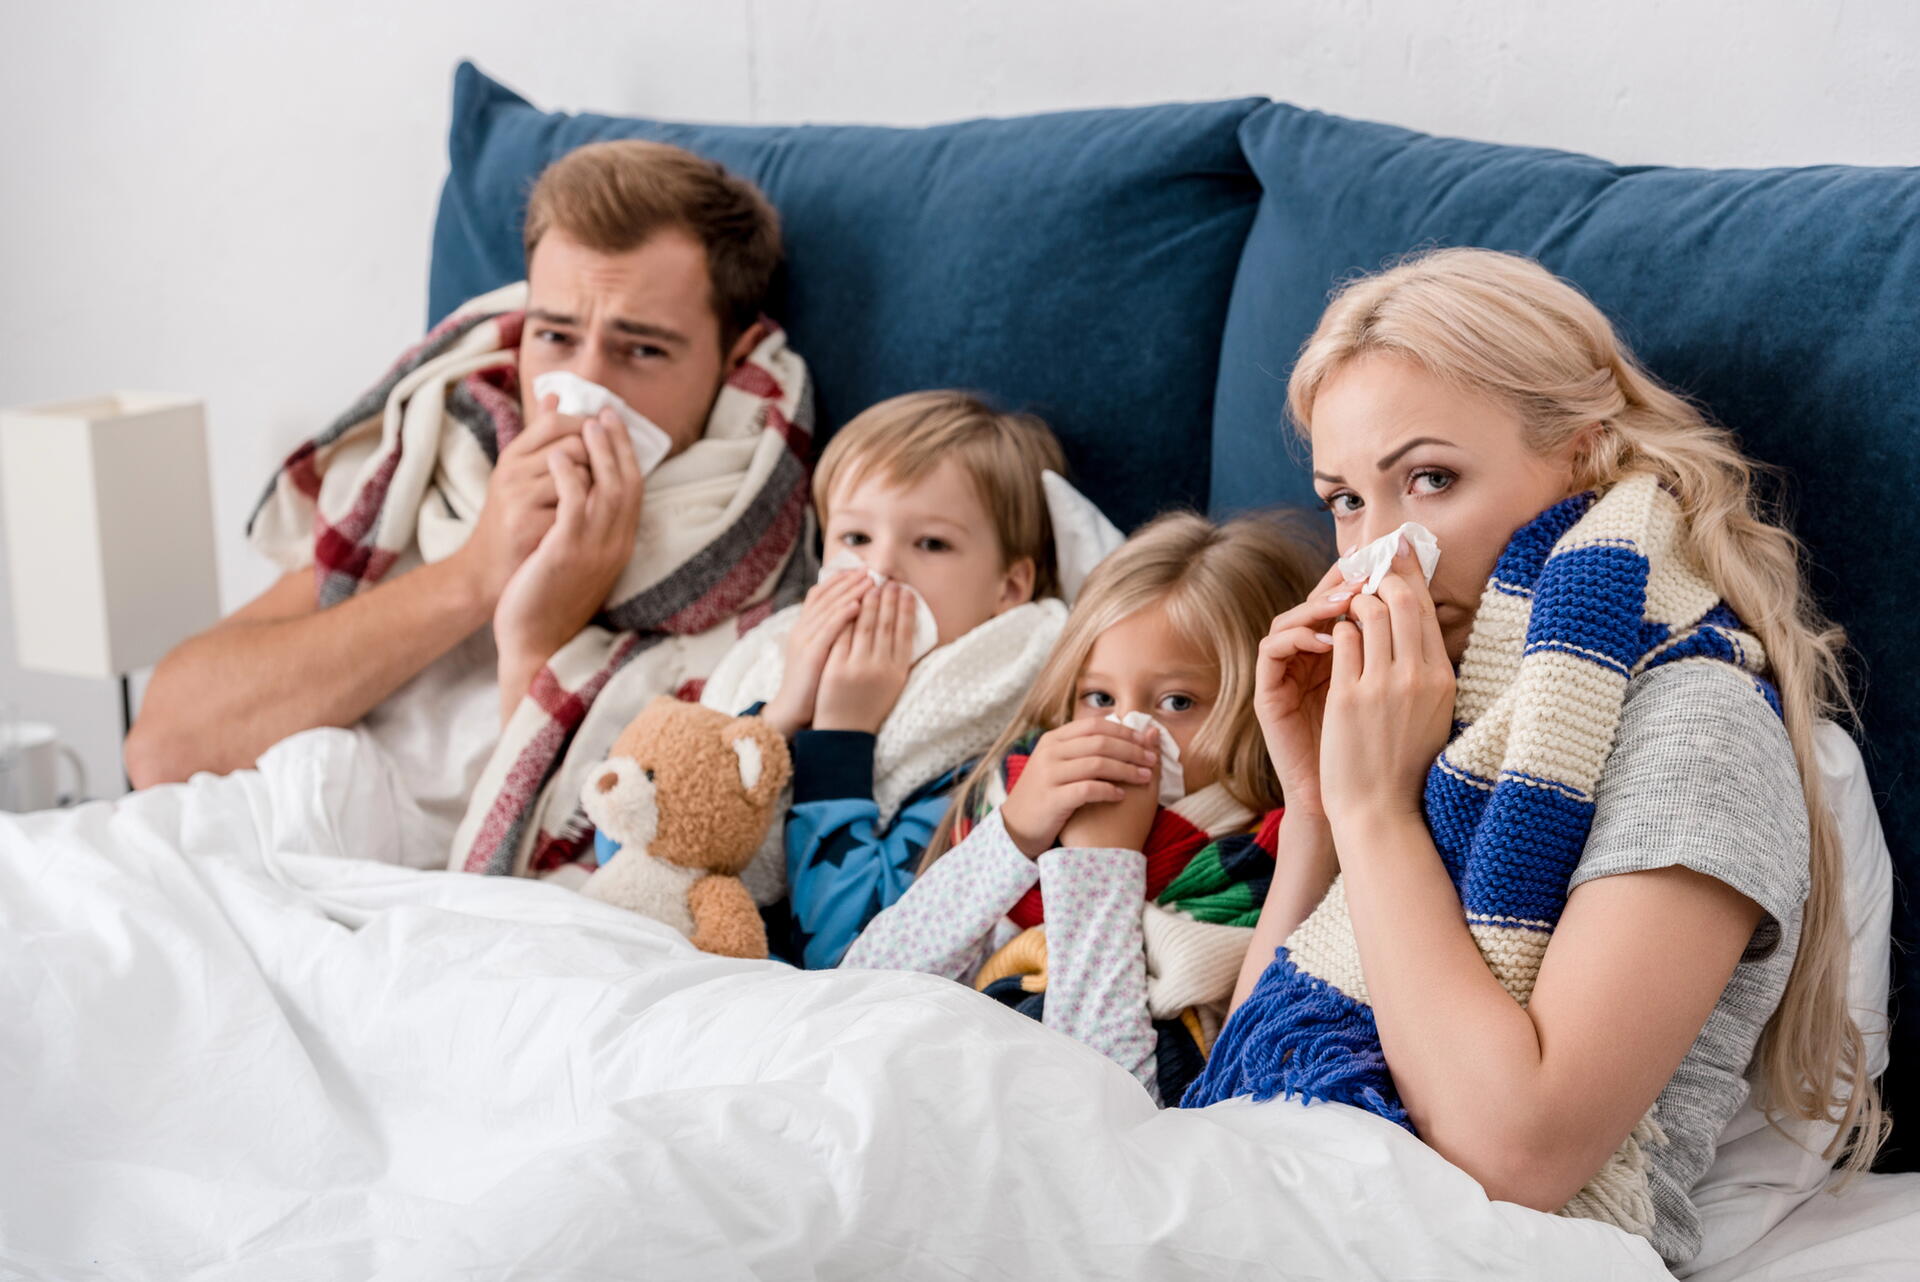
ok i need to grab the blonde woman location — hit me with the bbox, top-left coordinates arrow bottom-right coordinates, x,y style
843,512 -> 1325,1105
1185,247 -> 1885,1269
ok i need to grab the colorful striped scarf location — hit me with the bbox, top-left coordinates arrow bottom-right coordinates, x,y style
248,282 -> 814,878
1182,474 -> 1775,1239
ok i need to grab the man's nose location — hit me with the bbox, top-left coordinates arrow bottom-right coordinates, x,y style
569,339 -> 613,390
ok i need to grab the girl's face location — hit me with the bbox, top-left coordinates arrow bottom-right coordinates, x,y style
1073,600 -> 1221,793
823,458 -> 1035,646
1308,353 -> 1585,664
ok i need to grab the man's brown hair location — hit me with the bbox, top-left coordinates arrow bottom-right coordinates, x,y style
522,140 -> 782,347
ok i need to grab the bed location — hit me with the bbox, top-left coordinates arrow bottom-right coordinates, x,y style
7,63 -> 1919,1278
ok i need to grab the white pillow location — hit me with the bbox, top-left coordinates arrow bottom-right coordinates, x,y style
1681,721 -> 1894,1275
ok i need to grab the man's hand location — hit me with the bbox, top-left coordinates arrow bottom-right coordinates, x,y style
494,414 -> 646,719
761,571 -> 876,737
450,393 -> 595,607
811,583 -> 917,735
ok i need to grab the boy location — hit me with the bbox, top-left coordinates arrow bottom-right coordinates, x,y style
700,390 -> 1070,967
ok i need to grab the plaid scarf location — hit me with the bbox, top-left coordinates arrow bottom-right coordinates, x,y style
247,282 -> 814,878
1182,474 -> 1776,1240
954,730 -> 1282,928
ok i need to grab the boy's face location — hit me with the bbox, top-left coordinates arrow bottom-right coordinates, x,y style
822,458 -> 1036,646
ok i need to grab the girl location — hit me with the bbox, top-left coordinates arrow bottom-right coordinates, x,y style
842,512 -> 1325,1105
1184,248 -> 1886,1270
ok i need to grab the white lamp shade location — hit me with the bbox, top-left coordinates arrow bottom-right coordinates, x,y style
1,392 -> 221,679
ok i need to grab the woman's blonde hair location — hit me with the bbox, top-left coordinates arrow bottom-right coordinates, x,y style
1286,246 -> 1887,1173
921,510 -> 1324,867
815,391 -> 1066,599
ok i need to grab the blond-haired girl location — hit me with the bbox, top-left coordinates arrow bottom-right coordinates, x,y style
1184,247 -> 1886,1270
842,512 -> 1324,1104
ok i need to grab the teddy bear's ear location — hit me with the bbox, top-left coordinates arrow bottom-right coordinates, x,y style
724,716 -> 792,809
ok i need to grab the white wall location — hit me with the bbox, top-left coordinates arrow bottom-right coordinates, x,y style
3,0 -> 1916,798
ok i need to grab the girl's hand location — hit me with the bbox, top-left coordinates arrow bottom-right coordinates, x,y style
812,582 -> 918,734
761,570 -> 875,737
1057,770 -> 1159,852
1319,540 -> 1456,828
1253,559 -> 1362,819
999,720 -> 1159,858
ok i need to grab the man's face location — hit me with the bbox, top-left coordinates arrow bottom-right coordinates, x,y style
517,227 -> 752,456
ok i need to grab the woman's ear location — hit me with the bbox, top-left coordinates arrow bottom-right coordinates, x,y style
995,556 -> 1037,613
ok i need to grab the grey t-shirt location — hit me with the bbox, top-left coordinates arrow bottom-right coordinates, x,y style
1570,659 -> 1811,1268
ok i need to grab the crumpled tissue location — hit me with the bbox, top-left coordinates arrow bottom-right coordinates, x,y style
531,371 -> 675,475
817,549 -> 941,662
1105,710 -> 1184,808
1337,521 -> 1441,596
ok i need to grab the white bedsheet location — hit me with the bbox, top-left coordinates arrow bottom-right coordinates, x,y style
0,728 -> 1904,1279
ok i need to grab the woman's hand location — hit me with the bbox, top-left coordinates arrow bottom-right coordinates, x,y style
761,571 -> 875,737
493,413 -> 645,718
812,582 -> 918,734
1319,540 -> 1456,828
998,720 -> 1159,858
1253,560 -> 1362,819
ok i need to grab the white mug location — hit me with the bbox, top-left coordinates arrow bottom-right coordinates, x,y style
0,720 -> 87,812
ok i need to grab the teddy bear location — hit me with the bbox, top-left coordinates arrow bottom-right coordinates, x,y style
577,695 -> 790,959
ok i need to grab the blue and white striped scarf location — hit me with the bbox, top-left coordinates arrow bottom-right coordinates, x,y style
1182,473 -> 1776,1236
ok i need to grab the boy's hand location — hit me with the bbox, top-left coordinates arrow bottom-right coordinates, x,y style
999,719 -> 1159,858
761,571 -> 874,737
1057,771 -> 1159,852
812,583 -> 917,735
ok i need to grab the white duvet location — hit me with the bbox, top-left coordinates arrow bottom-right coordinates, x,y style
0,729 -> 1904,1279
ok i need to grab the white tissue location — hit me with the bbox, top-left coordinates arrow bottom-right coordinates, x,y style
1106,710 -> 1184,808
531,371 -> 675,475
1337,521 -> 1441,596
817,550 -> 941,662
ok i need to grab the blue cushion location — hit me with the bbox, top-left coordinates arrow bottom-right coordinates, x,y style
1214,102 -> 1920,1167
430,62 -> 1263,531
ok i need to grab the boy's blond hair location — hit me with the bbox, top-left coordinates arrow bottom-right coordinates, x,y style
813,391 -> 1067,599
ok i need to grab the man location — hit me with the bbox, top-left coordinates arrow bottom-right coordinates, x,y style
127,141 -> 792,861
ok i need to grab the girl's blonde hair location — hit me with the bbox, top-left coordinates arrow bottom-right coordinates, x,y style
1287,246 -> 1887,1173
921,510 -> 1324,868
814,390 -> 1066,599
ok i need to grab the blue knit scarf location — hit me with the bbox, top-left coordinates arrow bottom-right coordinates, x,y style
1183,476 -> 1775,1142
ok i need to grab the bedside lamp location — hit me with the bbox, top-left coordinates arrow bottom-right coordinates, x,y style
0,392 -> 222,749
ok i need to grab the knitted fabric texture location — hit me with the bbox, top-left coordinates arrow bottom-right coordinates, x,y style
1181,474 -> 1776,1243
247,282 -> 814,878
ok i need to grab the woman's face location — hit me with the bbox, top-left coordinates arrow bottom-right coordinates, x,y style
1308,353 -> 1585,664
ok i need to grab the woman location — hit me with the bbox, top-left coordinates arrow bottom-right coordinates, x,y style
1185,248 -> 1885,1269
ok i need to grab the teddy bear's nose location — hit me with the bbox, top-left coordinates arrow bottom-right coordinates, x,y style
594,771 -> 620,795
